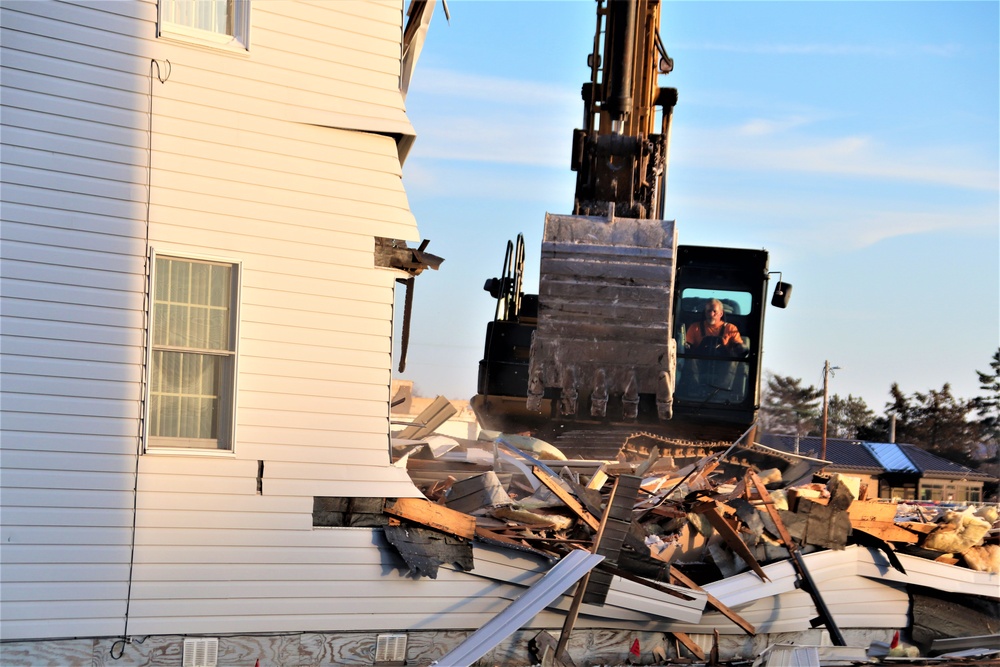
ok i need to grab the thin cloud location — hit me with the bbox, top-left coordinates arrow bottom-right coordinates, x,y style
673,187 -> 997,254
409,67 -> 578,108
678,124 -> 998,192
678,41 -> 964,58
407,68 -> 578,167
737,115 -> 814,136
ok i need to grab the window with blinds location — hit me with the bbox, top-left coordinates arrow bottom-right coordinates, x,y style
148,255 -> 239,451
158,0 -> 250,50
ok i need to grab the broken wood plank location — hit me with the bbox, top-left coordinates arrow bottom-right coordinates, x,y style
695,501 -> 770,582
669,631 -> 706,661
669,568 -> 755,636
747,471 -> 794,547
383,497 -> 475,540
586,465 -> 609,491
557,476 -> 643,658
532,465 -> 601,532
898,520 -> 938,535
850,520 -> 922,543
847,499 -> 898,523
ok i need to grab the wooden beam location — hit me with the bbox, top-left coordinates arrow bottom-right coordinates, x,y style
670,568 -> 755,636
669,631 -> 706,661
747,471 -> 794,548
850,521 -> 921,543
532,465 -> 601,531
695,501 -> 770,582
383,497 -> 475,540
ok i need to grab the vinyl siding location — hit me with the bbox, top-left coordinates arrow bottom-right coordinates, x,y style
1,0 -> 423,643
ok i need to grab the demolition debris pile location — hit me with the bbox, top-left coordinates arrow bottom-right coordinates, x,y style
384,425 -> 999,664
394,431 -> 999,578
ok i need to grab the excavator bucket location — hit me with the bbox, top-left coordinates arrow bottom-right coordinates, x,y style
526,212 -> 677,422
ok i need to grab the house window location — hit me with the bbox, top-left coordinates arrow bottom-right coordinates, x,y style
148,255 -> 239,451
920,482 -> 945,502
159,0 -> 251,50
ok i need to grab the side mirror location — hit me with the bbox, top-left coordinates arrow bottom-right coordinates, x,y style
483,277 -> 503,299
771,282 -> 792,308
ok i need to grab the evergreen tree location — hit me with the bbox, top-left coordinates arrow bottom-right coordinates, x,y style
864,382 -> 978,466
760,373 -> 822,436
972,347 -> 1000,444
826,393 -> 875,439
911,384 -> 977,464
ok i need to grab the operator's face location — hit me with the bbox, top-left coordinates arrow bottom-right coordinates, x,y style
705,302 -> 723,325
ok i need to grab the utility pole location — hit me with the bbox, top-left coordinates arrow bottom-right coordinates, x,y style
821,360 -> 840,460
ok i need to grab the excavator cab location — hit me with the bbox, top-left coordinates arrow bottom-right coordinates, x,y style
671,245 -> 774,430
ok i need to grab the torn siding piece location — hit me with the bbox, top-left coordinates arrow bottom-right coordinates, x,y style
429,550 -> 605,667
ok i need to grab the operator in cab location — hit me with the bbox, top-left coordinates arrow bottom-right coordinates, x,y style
680,297 -> 747,399
685,298 -> 745,356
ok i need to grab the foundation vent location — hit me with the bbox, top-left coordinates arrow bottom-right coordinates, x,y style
182,637 -> 218,667
374,633 -> 407,665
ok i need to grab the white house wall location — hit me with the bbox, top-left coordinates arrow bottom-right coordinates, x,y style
1,0 -> 427,643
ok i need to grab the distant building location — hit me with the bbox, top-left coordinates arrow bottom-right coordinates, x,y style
759,435 -> 996,503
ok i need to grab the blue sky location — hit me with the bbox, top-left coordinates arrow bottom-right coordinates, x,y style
396,1 -> 999,413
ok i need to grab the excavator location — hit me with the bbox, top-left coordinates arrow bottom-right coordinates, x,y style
470,0 -> 791,458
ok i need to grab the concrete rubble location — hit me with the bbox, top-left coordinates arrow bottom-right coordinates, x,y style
386,410 -> 999,666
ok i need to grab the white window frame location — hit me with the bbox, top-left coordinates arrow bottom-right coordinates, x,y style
157,0 -> 251,52
144,250 -> 241,455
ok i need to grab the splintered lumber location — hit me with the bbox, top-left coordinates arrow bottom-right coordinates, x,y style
670,568 -> 755,636
669,631 -> 706,661
586,466 -> 609,491
383,497 -> 475,540
695,500 -> 770,582
532,465 -> 601,531
847,500 -> 923,543
747,472 -> 794,547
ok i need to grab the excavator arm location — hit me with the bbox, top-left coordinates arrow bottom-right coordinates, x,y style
573,0 -> 676,220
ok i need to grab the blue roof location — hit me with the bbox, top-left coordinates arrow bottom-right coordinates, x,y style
757,434 -> 883,472
862,442 -> 918,473
758,434 -> 995,482
896,443 -> 994,480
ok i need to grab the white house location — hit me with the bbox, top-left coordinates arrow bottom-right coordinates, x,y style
1,0 -> 440,663
6,3 -> 990,666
